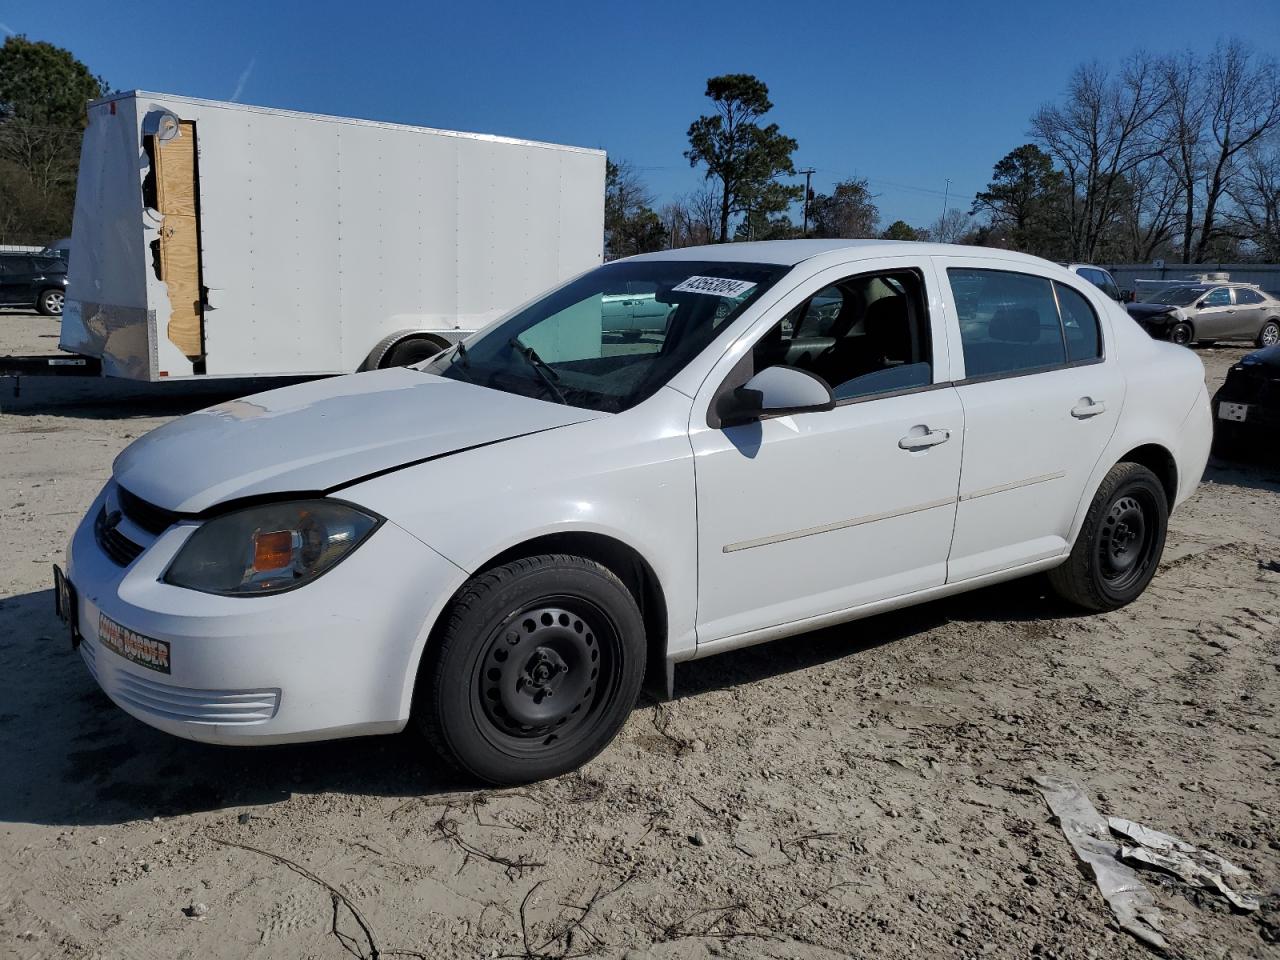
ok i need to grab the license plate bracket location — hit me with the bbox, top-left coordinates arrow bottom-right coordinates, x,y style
1217,402 -> 1250,423
53,564 -> 80,649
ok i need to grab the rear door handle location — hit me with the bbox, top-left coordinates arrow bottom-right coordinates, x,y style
899,427 -> 951,451
1071,399 -> 1107,419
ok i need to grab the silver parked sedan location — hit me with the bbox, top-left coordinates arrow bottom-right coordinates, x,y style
1126,283 -> 1280,347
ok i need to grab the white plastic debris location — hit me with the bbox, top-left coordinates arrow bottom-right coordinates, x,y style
1108,817 -> 1260,912
1033,775 -> 1168,951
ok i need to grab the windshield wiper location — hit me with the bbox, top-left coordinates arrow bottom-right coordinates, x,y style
508,338 -> 567,404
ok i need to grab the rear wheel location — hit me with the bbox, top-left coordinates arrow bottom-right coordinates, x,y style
37,289 -> 64,316
415,554 -> 645,785
1048,462 -> 1168,612
1258,320 -> 1280,348
1169,322 -> 1193,346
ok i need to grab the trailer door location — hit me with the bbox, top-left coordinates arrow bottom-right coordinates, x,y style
151,120 -> 205,361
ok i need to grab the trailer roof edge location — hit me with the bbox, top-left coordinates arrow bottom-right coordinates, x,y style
87,90 -> 607,158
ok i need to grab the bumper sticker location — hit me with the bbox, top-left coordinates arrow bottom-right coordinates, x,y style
97,612 -> 171,674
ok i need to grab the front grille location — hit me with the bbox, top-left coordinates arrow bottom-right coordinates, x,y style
95,505 -> 144,566
111,671 -> 281,724
117,485 -> 181,535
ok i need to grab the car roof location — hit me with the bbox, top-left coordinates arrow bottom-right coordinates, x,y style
623,239 -> 1062,269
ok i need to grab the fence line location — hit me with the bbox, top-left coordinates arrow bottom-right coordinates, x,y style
1103,263 -> 1280,296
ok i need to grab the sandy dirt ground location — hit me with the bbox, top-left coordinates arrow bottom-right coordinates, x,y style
1,309 -> 1277,960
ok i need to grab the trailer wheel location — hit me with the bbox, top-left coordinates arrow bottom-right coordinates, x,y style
37,289 -> 65,316
383,336 -> 445,367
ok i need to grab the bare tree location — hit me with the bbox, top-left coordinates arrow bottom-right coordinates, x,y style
1116,155 -> 1182,261
1032,52 -> 1171,262
930,207 -> 970,244
1161,52 -> 1206,262
1191,40 -> 1280,261
1226,139 -> 1280,260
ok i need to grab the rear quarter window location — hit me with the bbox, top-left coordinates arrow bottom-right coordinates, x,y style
1054,282 -> 1101,362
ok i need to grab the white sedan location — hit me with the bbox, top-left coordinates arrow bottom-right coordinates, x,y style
58,240 -> 1211,785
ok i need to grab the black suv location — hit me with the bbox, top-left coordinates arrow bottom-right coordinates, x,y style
0,253 -> 69,315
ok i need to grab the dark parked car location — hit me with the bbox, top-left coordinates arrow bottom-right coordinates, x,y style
1212,343 -> 1280,459
0,253 -> 68,315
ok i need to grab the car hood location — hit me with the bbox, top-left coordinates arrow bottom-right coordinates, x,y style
1126,302 -> 1178,318
112,368 -> 604,513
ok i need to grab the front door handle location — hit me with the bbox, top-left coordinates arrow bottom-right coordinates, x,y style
899,427 -> 951,451
1071,398 -> 1107,419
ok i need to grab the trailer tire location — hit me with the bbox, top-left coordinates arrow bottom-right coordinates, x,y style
361,331 -> 449,371
384,337 -> 445,367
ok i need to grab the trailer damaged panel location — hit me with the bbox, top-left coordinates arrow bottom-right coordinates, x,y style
61,91 -> 606,381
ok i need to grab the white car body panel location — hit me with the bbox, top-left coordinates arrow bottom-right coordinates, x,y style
62,240 -> 1212,747
112,368 -> 602,513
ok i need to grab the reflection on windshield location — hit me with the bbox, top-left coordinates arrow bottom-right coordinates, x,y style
426,260 -> 787,413
1151,287 -> 1206,305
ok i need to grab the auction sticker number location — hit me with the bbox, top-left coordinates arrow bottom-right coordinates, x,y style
671,276 -> 758,298
98,612 -> 171,674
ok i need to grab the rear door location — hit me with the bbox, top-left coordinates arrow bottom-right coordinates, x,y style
1231,288 -> 1266,337
936,258 -> 1122,581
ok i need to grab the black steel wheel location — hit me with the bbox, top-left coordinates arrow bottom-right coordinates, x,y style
1048,462 -> 1168,612
415,554 -> 645,785
1169,322 -> 1193,346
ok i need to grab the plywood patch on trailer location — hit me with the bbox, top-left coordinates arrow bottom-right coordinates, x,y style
154,120 -> 204,359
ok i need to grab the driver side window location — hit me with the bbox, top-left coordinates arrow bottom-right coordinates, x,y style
1205,288 -> 1231,307
752,270 -> 933,402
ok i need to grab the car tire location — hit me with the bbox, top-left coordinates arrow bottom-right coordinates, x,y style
415,554 -> 646,785
1048,462 -> 1168,613
1258,320 -> 1280,348
1169,322 -> 1193,346
37,289 -> 65,316
383,336 -> 444,367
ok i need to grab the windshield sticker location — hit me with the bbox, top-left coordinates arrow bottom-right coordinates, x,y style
671,276 -> 758,298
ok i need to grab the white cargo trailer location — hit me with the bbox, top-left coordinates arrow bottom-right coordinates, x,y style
56,91 -> 606,381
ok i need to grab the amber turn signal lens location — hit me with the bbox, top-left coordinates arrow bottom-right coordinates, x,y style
253,529 -> 293,571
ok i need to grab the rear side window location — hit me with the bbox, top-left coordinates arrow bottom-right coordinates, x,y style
1235,288 -> 1264,305
1054,282 -> 1101,362
948,268 -> 1066,378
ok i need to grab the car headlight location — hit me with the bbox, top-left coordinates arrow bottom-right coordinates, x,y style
163,500 -> 381,595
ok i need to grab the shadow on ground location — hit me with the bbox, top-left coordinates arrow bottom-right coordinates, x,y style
0,372 -> 319,420
0,569 -> 1076,829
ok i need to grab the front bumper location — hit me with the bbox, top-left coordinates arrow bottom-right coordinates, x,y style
65,485 -> 466,745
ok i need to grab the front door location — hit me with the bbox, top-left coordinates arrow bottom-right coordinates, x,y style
936,260 -> 1123,580
1195,287 -> 1237,339
690,260 -> 964,645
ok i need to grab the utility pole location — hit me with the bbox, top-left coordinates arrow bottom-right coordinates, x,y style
798,168 -> 816,236
940,178 -> 951,240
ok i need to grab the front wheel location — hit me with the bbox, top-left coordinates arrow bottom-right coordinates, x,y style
1169,322 -> 1193,346
1048,462 -> 1168,612
1258,320 -> 1280,348
37,289 -> 65,316
415,554 -> 646,785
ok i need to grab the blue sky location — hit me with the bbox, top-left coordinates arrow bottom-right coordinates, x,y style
5,0 -> 1279,228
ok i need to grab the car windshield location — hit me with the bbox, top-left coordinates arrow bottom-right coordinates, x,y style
1150,287 -> 1207,305
424,259 -> 788,413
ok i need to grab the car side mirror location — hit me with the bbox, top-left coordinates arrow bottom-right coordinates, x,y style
1120,290 -> 1133,303
1196,300 -> 1207,309
715,365 -> 835,427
